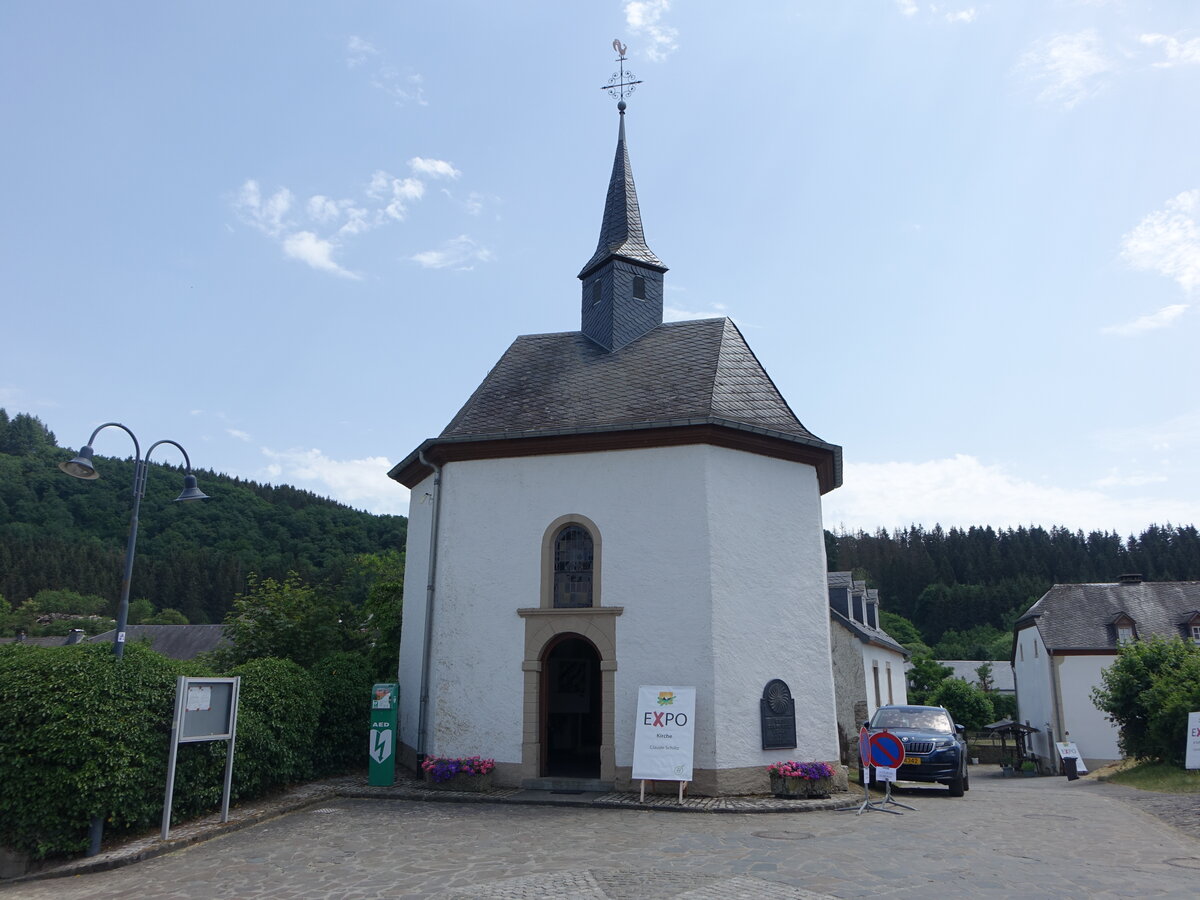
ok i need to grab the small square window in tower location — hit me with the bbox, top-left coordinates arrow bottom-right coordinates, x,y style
553,525 -> 594,608
632,275 -> 645,300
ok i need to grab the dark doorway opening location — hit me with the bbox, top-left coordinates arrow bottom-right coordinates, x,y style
542,636 -> 601,778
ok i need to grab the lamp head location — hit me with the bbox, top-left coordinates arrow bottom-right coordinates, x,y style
59,446 -> 99,480
174,473 -> 209,502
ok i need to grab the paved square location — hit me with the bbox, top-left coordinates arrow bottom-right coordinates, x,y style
2,772 -> 1197,898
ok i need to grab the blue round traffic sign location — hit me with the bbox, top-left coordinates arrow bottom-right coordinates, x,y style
869,731 -> 905,768
858,726 -> 871,767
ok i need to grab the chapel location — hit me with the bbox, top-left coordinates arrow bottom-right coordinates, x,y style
389,90 -> 844,795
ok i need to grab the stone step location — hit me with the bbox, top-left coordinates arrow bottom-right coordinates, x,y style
520,777 -> 613,793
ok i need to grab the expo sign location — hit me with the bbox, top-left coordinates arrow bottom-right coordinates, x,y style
632,686 -> 696,783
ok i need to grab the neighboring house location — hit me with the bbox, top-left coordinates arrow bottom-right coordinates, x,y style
389,103 -> 844,796
939,660 -> 1015,695
827,572 -> 910,757
0,629 -> 90,648
1012,576 -> 1200,769
88,624 -> 229,660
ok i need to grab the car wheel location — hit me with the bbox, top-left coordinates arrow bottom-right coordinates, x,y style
948,772 -> 965,797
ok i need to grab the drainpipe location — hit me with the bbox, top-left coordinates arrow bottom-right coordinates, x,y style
415,449 -> 443,759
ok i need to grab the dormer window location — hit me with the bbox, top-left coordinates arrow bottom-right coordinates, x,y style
1112,613 -> 1136,646
1191,623 -> 1200,645
1186,613 -> 1200,645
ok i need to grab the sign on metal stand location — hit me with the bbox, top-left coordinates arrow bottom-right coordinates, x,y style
844,729 -> 915,816
369,683 -> 398,786
161,676 -> 240,840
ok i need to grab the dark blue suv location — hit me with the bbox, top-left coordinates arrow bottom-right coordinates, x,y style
863,705 -> 970,797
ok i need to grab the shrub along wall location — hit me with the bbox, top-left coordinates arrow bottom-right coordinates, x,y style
0,642 -> 373,860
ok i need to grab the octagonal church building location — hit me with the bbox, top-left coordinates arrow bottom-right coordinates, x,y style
389,99 -> 844,796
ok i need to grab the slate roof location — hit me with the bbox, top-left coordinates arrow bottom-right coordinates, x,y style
1017,581 -> 1200,651
440,317 -> 828,443
578,112 -> 666,280
939,660 -> 1016,693
829,608 -> 909,658
88,624 -> 229,660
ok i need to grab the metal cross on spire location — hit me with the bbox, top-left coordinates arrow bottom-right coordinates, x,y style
601,39 -> 642,111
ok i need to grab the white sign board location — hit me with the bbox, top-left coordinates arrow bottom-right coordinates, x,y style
875,766 -> 898,783
1187,711 -> 1200,771
632,686 -> 696,782
1055,741 -> 1088,774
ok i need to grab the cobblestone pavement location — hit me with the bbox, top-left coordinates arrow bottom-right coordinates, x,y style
2,770 -> 1198,898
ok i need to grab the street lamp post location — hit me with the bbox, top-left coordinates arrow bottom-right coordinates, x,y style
60,422 -> 208,659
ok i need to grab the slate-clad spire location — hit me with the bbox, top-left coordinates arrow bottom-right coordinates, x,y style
579,101 -> 668,352
578,110 -> 666,279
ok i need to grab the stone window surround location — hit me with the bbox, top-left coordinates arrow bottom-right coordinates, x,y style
515,513 -> 620,785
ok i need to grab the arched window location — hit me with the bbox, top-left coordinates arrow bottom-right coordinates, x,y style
553,524 -> 594,608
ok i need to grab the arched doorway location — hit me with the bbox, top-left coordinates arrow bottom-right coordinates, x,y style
541,635 -> 602,778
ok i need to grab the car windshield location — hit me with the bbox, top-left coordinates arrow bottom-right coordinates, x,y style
872,708 -> 953,733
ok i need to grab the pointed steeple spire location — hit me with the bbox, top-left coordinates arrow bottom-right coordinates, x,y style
578,53 -> 669,353
578,107 -> 666,280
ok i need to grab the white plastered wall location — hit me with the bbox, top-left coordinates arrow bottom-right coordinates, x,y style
860,643 -> 907,717
1013,623 -> 1055,762
1057,655 -> 1121,765
706,447 -> 839,769
397,442 -> 838,776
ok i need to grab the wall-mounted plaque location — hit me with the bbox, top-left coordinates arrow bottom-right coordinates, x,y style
760,679 -> 797,750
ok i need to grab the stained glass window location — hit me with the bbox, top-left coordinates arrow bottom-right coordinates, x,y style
553,525 -> 593,608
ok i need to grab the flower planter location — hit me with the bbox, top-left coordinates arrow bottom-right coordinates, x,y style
423,771 -> 494,792
769,774 -> 833,800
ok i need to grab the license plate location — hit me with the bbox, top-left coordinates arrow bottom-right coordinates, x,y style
903,756 -> 921,765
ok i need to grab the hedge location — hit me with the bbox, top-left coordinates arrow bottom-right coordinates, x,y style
0,642 -> 375,859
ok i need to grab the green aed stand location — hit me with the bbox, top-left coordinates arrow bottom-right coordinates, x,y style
369,683 -> 398,786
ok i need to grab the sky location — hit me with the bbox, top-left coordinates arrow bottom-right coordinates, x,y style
2,1 -> 1198,537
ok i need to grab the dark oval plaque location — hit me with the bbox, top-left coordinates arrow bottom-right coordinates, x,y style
760,679 -> 797,750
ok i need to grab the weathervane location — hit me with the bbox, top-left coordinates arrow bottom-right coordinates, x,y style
601,38 -> 642,111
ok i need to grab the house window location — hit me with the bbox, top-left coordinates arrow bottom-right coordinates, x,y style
872,661 -> 882,708
632,275 -> 645,300
1034,639 -> 1039,658
1191,623 -> 1200,644
885,662 -> 894,704
1019,642 -> 1024,662
591,281 -> 602,306
553,524 -> 594,608
1117,624 -> 1134,645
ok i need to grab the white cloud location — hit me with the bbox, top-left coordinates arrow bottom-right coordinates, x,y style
282,231 -> 359,279
234,180 -> 293,237
1121,189 -> 1200,293
1140,33 -> 1200,68
1093,470 -> 1168,489
307,195 -> 341,224
896,0 -> 918,16
368,171 -> 425,221
1102,304 -> 1189,336
625,1 -> 679,62
409,157 -> 461,179
945,8 -> 977,24
822,454 -> 1191,535
1018,30 -> 1113,108
261,447 -> 409,515
370,65 -> 427,107
346,36 -> 378,68
227,428 -> 252,442
664,302 -> 728,322
410,235 -> 494,270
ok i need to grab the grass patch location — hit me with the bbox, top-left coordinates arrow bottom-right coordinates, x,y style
1100,760 -> 1200,793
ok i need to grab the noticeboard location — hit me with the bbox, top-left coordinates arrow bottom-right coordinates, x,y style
179,679 -> 237,742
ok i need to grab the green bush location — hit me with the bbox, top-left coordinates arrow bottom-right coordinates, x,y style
227,657 -> 317,798
0,642 -> 180,858
310,652 -> 375,776
928,678 -> 995,731
1092,636 -> 1200,765
0,643 -> 354,859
